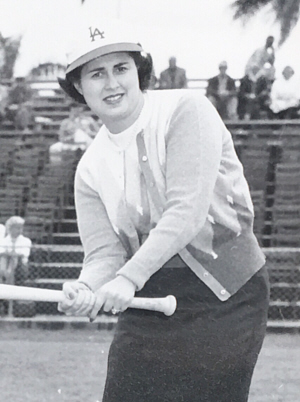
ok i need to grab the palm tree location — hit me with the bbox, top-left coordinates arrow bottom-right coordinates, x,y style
231,0 -> 300,45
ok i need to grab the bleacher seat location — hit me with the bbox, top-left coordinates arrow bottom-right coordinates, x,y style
23,216 -> 49,244
25,201 -> 56,236
239,141 -> 271,192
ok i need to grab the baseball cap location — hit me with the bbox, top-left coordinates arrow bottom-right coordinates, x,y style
66,18 -> 143,74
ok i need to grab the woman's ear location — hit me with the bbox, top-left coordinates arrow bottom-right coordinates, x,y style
74,81 -> 83,95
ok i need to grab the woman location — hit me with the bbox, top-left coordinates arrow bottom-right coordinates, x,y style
58,18 -> 269,402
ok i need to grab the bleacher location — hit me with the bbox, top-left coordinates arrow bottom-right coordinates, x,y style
1,80 -> 300,324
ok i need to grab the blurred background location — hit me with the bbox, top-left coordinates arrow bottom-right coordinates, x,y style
0,0 -> 299,79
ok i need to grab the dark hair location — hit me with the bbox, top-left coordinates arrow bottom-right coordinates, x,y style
58,51 -> 153,105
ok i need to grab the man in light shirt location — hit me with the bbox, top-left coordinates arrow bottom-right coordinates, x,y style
269,66 -> 300,119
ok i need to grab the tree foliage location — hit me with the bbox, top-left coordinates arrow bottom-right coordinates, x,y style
0,33 -> 22,79
231,0 -> 300,45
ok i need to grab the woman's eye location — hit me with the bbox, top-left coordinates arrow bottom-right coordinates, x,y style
91,71 -> 103,78
116,66 -> 127,73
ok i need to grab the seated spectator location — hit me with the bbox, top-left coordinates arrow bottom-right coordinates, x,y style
0,216 -> 32,286
269,66 -> 300,119
6,76 -> 34,131
49,102 -> 100,164
238,65 -> 274,120
206,61 -> 238,120
159,57 -> 187,89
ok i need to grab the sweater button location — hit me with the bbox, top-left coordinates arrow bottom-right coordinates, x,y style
220,289 -> 226,295
142,155 -> 148,162
203,272 -> 209,278
211,251 -> 218,259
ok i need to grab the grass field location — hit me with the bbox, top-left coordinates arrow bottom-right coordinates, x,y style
0,327 -> 299,402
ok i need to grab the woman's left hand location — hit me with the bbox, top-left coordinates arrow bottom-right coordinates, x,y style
89,276 -> 136,321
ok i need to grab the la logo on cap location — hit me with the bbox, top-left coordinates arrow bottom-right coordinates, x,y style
89,27 -> 105,42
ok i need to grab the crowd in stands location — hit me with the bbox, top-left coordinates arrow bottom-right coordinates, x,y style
205,36 -> 300,120
153,36 -> 300,121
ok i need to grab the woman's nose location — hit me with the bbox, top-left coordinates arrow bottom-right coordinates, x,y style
105,73 -> 119,89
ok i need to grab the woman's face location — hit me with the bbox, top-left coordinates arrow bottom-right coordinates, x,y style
75,52 -> 144,133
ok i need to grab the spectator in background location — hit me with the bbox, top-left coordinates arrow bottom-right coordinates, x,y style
49,101 -> 100,164
269,66 -> 300,119
0,224 -> 5,239
245,36 -> 276,79
6,77 -> 34,131
159,56 -> 187,89
0,74 -> 9,126
238,64 -> 274,120
0,216 -> 32,285
206,61 -> 238,120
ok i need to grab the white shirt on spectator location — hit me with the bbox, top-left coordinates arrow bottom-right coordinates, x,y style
270,74 -> 300,113
0,234 -> 32,263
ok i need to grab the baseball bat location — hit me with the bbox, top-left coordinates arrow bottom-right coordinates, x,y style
0,284 -> 177,316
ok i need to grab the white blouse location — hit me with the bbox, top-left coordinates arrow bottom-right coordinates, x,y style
105,109 -> 151,241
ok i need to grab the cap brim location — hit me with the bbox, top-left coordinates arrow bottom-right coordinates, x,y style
66,42 -> 143,74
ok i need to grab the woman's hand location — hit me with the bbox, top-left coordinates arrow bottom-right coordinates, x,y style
89,276 -> 136,321
57,281 -> 96,317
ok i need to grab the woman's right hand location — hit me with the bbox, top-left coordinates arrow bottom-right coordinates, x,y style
57,281 -> 96,317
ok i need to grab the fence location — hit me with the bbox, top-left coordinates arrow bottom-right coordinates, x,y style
0,245 -> 299,323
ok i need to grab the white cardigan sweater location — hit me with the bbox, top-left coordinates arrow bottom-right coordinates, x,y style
75,90 -> 265,301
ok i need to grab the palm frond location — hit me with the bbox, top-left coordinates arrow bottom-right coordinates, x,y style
231,0 -> 272,20
273,0 -> 300,44
231,0 -> 300,45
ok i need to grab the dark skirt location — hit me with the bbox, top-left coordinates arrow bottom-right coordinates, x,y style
102,258 -> 270,402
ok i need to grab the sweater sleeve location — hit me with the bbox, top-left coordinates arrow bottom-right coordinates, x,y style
75,169 -> 128,291
116,94 -> 223,290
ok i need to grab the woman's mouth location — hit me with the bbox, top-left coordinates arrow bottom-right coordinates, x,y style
103,94 -> 124,105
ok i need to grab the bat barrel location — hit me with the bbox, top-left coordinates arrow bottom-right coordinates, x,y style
0,284 -> 64,303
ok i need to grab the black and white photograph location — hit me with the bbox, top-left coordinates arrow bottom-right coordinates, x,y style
0,0 -> 299,401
